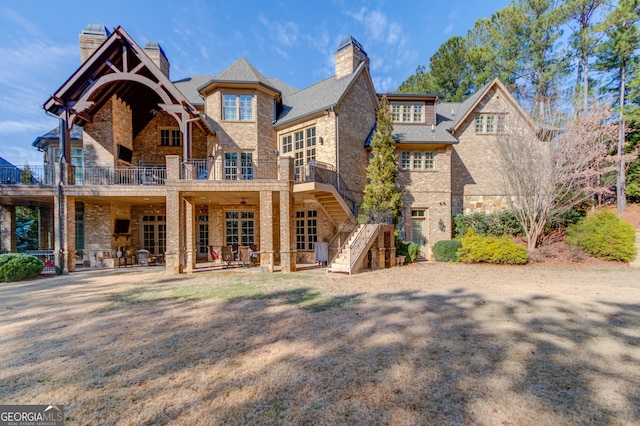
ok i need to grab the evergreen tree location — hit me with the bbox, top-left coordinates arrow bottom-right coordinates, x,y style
396,65 -> 441,95
596,0 -> 640,213
561,0 -> 608,112
362,96 -> 402,222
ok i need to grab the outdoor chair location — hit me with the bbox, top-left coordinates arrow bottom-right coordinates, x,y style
221,246 -> 235,268
135,249 -> 153,267
238,246 -> 251,268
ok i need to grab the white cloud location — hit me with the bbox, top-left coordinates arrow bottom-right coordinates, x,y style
0,145 -> 43,166
0,120 -> 52,135
444,23 -> 454,34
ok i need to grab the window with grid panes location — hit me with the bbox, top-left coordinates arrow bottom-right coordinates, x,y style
390,103 -> 425,123
223,94 -> 253,121
225,211 -> 255,245
400,151 -> 435,170
159,128 -> 181,146
295,210 -> 317,250
411,209 -> 426,246
224,152 -> 253,180
475,113 -> 506,134
282,127 -> 317,177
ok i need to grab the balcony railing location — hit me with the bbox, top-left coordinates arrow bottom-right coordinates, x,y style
81,166 -> 167,185
0,165 -> 54,185
183,158 -> 279,181
294,161 -> 359,214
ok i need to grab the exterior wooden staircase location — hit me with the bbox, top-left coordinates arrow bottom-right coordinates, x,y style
328,223 -> 379,274
293,181 -> 351,226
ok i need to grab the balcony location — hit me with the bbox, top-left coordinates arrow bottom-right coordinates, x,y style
181,158 -> 279,181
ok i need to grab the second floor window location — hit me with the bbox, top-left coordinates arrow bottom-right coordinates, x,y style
476,114 -> 506,134
159,128 -> 181,146
225,152 -> 253,180
281,126 -> 316,168
223,94 -> 254,121
400,151 -> 435,170
391,103 -> 424,123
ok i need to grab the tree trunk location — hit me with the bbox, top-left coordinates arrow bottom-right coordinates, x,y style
617,63 -> 627,215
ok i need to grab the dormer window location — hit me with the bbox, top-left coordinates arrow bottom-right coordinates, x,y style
390,102 -> 424,123
223,94 -> 254,121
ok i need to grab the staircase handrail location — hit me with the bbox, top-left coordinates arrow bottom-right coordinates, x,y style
326,212 -> 358,267
348,210 -> 377,270
303,161 -> 360,215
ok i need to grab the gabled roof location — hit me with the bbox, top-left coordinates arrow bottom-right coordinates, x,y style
32,126 -> 84,149
42,26 -> 207,136
0,156 -> 17,168
174,75 -> 215,105
436,78 -> 535,134
197,57 -> 281,96
275,61 -> 376,126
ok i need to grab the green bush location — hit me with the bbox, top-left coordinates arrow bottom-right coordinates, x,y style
453,210 -> 524,239
407,242 -> 420,262
0,253 -> 44,282
457,229 -> 528,264
432,240 -> 462,262
565,210 -> 637,262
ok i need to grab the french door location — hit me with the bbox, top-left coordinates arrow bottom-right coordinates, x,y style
141,215 -> 166,256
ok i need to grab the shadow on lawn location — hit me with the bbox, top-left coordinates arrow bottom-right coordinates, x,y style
1,277 -> 639,425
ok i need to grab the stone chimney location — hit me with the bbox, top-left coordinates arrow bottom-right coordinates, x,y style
79,24 -> 110,64
144,42 -> 170,78
334,36 -> 369,79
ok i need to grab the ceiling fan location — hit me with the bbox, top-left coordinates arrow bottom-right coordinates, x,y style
240,197 -> 247,206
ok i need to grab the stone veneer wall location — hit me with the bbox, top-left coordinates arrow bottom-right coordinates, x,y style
397,146 -> 453,257
205,89 -> 277,160
335,72 -> 377,197
83,98 -> 116,167
112,96 -> 132,160
451,87 -> 533,215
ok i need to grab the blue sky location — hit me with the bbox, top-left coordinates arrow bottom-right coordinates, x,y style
0,0 -> 510,165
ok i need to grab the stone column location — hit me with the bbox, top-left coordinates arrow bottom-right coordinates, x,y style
259,190 -> 274,272
183,196 -> 196,273
65,197 -> 76,273
0,206 -> 16,253
165,189 -> 181,274
39,205 -> 53,250
279,190 -> 296,272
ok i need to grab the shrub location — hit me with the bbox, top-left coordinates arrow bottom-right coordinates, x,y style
432,240 -> 462,262
457,229 -> 528,264
0,253 -> 44,282
565,210 -> 637,262
453,210 -> 524,239
406,242 -> 420,263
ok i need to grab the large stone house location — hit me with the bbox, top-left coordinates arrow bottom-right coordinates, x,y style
0,24 -> 540,274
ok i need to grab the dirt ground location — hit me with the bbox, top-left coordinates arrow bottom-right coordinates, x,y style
1,258 -> 639,425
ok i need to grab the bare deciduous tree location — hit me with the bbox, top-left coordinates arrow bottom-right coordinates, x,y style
497,107 -> 622,251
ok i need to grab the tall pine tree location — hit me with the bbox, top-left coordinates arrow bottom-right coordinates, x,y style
362,96 -> 402,222
596,0 -> 640,213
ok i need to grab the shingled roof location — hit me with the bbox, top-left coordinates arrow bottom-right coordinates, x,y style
275,61 -> 368,126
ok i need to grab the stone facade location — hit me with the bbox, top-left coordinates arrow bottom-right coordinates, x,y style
0,26 -> 542,275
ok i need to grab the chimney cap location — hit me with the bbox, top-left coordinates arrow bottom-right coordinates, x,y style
144,41 -> 167,57
81,23 -> 110,37
336,35 -> 367,56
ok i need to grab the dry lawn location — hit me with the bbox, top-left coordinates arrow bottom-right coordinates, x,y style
1,262 -> 639,425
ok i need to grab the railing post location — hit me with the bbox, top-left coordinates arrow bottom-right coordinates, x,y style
166,155 -> 181,181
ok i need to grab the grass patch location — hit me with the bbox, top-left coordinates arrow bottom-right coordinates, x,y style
100,273 -> 353,312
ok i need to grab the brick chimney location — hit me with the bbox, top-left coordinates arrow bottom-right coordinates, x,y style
79,24 -> 110,64
334,36 -> 369,79
144,42 -> 170,78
